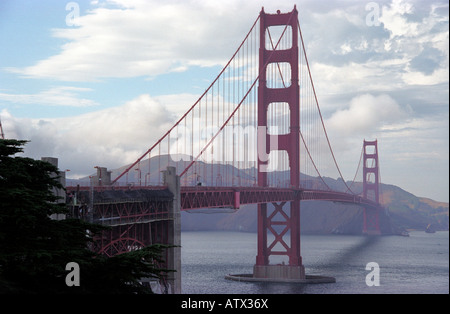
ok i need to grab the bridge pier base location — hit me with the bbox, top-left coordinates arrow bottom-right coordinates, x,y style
253,201 -> 306,280
363,207 -> 381,235
253,265 -> 305,280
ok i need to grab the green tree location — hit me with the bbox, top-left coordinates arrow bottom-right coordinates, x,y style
0,139 -> 172,293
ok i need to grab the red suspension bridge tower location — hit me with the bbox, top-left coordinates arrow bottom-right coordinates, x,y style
254,6 -> 305,280
362,139 -> 381,235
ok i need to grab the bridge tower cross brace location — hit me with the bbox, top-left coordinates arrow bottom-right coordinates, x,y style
362,139 -> 381,235
254,6 -> 305,280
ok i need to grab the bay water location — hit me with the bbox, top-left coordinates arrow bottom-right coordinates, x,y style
181,231 -> 449,294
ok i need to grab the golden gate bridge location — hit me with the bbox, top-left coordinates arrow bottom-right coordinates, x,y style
65,6 -> 385,293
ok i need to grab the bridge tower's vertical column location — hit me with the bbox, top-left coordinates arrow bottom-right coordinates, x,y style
362,140 -> 381,235
254,6 -> 305,280
163,166 -> 182,293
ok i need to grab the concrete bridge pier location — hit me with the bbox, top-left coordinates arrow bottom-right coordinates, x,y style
163,166 -> 182,294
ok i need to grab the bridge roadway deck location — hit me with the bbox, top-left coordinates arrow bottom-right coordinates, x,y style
66,185 -> 379,212
180,186 -> 379,210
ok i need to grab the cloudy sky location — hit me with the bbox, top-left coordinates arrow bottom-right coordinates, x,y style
0,0 -> 448,202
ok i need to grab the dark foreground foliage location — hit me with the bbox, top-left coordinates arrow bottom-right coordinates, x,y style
0,139 -> 173,294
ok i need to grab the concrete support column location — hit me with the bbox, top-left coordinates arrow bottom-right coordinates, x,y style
163,166 -> 181,294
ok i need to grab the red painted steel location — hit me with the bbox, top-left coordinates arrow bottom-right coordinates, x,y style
180,186 -> 297,210
67,185 -> 380,212
256,7 -> 303,269
179,187 -> 379,211
66,186 -> 173,258
362,140 -> 381,234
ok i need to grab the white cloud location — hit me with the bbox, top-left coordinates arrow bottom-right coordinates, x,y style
7,0 -> 448,93
153,93 -> 201,118
311,59 -> 407,95
3,94 -> 177,177
380,0 -> 418,38
323,101 -> 449,202
326,94 -> 408,137
378,0 -> 449,81
402,66 -> 449,85
8,0 -> 270,82
302,0 -> 449,96
0,86 -> 99,107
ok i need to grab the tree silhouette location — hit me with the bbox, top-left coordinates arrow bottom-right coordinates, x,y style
0,139 -> 172,294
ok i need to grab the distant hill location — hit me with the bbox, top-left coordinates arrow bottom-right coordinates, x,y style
181,184 -> 449,235
69,155 -> 449,235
